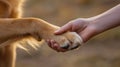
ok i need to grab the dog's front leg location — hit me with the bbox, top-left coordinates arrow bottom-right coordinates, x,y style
0,18 -> 41,44
0,18 -> 59,44
0,18 -> 82,51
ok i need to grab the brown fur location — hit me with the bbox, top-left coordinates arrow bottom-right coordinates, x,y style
0,0 -> 82,67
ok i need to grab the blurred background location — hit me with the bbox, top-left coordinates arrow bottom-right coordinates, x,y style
17,0 -> 120,67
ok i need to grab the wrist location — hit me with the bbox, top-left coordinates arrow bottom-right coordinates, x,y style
86,17 -> 101,36
77,18 -> 98,42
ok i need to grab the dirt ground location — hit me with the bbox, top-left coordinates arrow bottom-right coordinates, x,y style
16,0 -> 120,67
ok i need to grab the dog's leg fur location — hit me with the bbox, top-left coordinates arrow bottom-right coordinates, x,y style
0,0 -> 22,67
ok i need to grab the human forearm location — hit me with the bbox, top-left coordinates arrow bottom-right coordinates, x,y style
89,4 -> 120,34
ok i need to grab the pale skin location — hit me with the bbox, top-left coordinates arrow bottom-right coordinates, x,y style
47,4 -> 120,52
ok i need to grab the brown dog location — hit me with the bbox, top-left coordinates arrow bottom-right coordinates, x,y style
0,0 -> 82,67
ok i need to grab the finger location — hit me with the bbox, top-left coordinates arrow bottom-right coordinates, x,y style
52,43 -> 67,52
50,40 -> 57,48
50,40 -> 62,52
51,41 -> 68,52
57,46 -> 67,52
54,23 -> 72,35
46,40 -> 68,52
46,40 -> 53,48
53,43 -> 61,52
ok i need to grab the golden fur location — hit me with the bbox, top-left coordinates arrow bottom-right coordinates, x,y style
0,0 -> 82,67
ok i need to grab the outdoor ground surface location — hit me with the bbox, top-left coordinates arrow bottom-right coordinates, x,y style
17,0 -> 120,67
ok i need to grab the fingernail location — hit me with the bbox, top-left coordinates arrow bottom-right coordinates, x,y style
53,44 -> 58,47
46,39 -> 49,42
51,40 -> 56,43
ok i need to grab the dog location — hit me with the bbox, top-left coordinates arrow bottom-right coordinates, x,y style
0,0 -> 82,67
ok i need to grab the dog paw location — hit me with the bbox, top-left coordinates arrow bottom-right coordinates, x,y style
27,18 -> 83,52
46,32 -> 83,52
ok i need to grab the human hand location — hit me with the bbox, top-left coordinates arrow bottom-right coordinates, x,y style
46,18 -> 97,52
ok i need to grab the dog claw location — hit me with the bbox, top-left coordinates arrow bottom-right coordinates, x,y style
60,44 -> 70,49
69,43 -> 80,50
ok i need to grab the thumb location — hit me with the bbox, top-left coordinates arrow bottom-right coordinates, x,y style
54,23 -> 72,35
